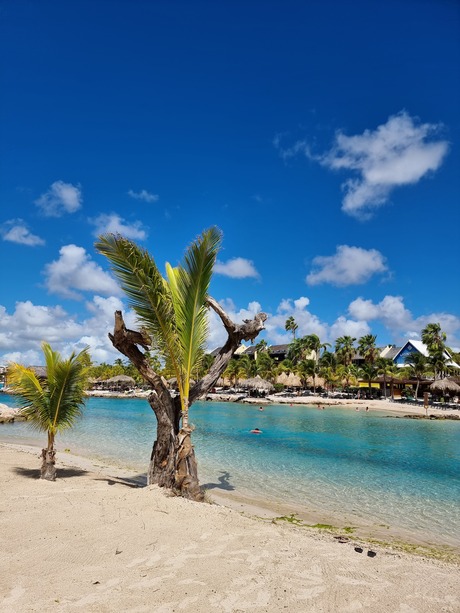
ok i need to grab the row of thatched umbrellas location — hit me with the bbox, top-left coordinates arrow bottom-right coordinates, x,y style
92,374 -> 460,397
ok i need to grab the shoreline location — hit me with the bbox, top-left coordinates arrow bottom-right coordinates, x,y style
2,439 -> 459,561
0,443 -> 459,612
3,387 -> 459,419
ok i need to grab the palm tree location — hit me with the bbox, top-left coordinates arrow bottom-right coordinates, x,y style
287,337 -> 310,364
421,323 -> 447,354
7,342 -> 89,481
223,358 -> 240,387
256,352 -> 277,382
376,357 -> 394,399
285,316 -> 298,341
403,353 -> 429,399
305,334 -> 331,364
358,334 -> 378,365
335,336 -> 356,366
296,359 -> 319,392
358,363 -> 378,397
96,228 -> 266,499
337,364 -> 359,392
237,354 -> 258,380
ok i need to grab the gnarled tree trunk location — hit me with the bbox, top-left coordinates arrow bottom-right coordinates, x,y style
108,303 -> 266,501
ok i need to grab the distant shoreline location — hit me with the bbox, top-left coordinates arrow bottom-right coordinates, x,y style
3,387 -> 459,420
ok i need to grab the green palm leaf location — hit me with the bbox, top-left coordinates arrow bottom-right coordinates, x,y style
95,234 -> 181,372
8,342 -> 89,435
167,227 -> 222,402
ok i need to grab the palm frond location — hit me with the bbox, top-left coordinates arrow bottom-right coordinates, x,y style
167,227 -> 221,400
7,364 -> 49,432
95,234 -> 181,367
7,343 -> 89,436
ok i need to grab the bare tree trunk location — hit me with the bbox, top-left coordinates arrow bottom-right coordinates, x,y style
108,306 -> 266,501
41,432 -> 56,481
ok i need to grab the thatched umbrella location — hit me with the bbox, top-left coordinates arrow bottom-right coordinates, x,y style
276,372 -> 302,387
167,377 -> 196,390
239,376 -> 274,394
106,375 -> 136,385
429,378 -> 460,395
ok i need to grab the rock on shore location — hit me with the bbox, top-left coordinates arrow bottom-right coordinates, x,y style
0,404 -> 26,424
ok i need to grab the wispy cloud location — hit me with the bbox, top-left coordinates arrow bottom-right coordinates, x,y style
1,219 -> 45,246
306,245 -> 388,286
44,244 -> 122,300
276,112 -> 449,218
35,180 -> 82,217
128,189 -> 159,203
89,213 -> 147,240
214,257 -> 259,279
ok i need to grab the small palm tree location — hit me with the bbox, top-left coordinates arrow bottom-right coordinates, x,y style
7,342 -> 89,481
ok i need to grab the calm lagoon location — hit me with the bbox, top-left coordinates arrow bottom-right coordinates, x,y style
1,394 -> 459,548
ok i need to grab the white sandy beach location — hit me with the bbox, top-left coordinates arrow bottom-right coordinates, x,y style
0,443 -> 459,613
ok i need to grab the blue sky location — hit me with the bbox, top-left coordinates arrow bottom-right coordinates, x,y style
1,0 -> 459,365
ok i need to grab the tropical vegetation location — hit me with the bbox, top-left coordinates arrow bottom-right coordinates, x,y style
7,342 -> 90,480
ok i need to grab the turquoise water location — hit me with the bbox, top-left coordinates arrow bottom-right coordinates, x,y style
1,394 -> 459,547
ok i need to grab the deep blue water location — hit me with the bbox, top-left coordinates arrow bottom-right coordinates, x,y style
1,394 -> 459,546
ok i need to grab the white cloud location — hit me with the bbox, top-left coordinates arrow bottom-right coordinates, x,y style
307,245 -> 388,286
322,112 -> 449,217
44,244 -> 122,300
277,112 -> 449,218
128,189 -> 159,203
329,316 -> 371,341
89,213 -> 147,240
1,219 -> 45,246
0,297 -> 135,365
214,257 -> 259,279
348,295 -> 460,347
35,180 -> 82,217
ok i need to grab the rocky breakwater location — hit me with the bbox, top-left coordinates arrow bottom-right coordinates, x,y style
0,404 -> 26,424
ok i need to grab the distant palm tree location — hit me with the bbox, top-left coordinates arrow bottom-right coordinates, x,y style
376,357 -> 394,399
337,364 -> 359,391
358,334 -> 378,365
223,358 -> 240,387
256,352 -> 277,382
335,336 -> 356,366
305,334 -> 331,364
421,323 -> 447,354
403,353 -> 430,398
296,359 -> 319,392
358,363 -> 378,397
285,316 -> 298,341
7,342 -> 89,481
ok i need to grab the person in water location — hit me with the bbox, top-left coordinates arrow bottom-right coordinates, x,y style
250,428 -> 262,434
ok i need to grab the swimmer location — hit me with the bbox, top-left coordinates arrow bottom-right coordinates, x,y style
250,428 -> 262,434
365,406 -> 369,412
259,407 -> 264,411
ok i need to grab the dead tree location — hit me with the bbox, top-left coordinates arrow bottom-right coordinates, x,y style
108,299 -> 267,501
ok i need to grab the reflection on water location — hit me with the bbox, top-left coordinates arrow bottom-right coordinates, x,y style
1,394 -> 459,545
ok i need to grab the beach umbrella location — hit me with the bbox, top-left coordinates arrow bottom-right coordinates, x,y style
239,376 -> 274,393
106,375 -> 136,384
429,378 -> 460,394
276,372 -> 302,387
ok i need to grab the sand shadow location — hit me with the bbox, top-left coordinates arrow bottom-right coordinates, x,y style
13,466 -> 88,479
95,475 -> 147,488
202,470 -> 235,491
